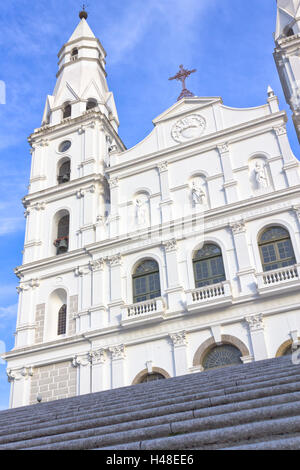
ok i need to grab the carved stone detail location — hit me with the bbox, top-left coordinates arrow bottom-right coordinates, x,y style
170,331 -> 188,347
109,177 -> 119,189
89,259 -> 105,272
157,161 -> 168,173
107,254 -> 122,267
246,314 -> 264,332
171,115 -> 206,143
230,220 -> 246,235
90,349 -> 107,365
163,239 -> 177,253
7,367 -> 33,382
217,143 -> 229,154
274,126 -> 287,136
109,344 -> 126,360
17,279 -> 40,293
72,354 -> 91,368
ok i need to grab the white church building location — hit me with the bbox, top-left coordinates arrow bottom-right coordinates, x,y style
4,1 -> 300,408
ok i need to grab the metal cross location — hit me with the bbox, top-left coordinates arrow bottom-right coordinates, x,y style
169,65 -> 197,101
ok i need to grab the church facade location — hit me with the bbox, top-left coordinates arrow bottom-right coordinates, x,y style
4,1 -> 300,408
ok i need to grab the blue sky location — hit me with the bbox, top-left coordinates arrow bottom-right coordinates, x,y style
0,0 -> 298,410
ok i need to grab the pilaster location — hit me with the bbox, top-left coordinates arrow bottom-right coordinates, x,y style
162,239 -> 183,311
157,161 -> 173,222
90,349 -> 108,393
274,126 -> 300,186
7,367 -> 33,408
109,345 -> 126,389
169,331 -> 188,376
217,143 -> 238,204
72,353 -> 91,396
229,221 -> 256,295
246,314 -> 268,361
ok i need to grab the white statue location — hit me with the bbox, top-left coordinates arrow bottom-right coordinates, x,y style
191,181 -> 205,205
255,162 -> 268,189
136,198 -> 149,226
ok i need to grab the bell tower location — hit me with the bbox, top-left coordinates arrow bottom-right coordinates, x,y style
274,0 -> 300,142
17,10 -> 126,350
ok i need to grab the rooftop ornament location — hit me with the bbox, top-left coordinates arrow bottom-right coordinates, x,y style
169,65 -> 197,101
79,3 -> 88,19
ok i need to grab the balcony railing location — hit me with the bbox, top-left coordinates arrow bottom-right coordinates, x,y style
121,298 -> 166,326
257,265 -> 300,294
186,281 -> 232,311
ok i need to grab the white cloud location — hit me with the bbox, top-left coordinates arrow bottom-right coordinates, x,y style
0,303 -> 17,321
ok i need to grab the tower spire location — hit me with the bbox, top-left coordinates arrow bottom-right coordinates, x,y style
274,0 -> 300,143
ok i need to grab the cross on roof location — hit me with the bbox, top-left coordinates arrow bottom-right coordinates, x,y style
169,65 -> 197,101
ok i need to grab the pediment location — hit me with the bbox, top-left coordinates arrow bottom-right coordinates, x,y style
54,82 -> 80,107
153,96 -> 222,125
81,79 -> 104,102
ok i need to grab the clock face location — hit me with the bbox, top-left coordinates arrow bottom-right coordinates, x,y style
59,140 -> 71,153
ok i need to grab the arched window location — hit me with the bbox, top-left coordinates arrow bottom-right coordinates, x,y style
202,344 -> 242,370
140,373 -> 165,383
133,259 -> 161,303
58,159 -> 71,184
54,214 -> 69,255
286,27 -> 294,37
57,304 -> 67,335
86,99 -> 97,110
71,48 -> 78,61
258,226 -> 296,272
62,102 -> 71,119
193,244 -> 226,288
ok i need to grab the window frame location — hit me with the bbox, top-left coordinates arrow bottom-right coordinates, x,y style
132,259 -> 161,304
193,243 -> 226,288
258,226 -> 296,272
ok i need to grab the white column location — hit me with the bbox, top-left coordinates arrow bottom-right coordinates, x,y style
8,367 -> 33,408
83,122 -> 97,176
217,143 -> 238,204
246,314 -> 268,361
274,126 -> 300,186
90,349 -> 107,393
107,254 -> 124,323
74,266 -> 91,331
109,345 -> 126,389
169,331 -> 188,376
163,239 -> 183,311
230,221 -> 256,295
89,259 -> 107,329
73,354 -> 91,396
109,178 -> 121,238
82,185 -> 96,245
157,161 -> 173,223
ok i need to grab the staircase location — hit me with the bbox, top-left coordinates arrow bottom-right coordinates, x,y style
0,356 -> 300,450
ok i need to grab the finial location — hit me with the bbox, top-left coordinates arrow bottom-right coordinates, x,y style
267,85 -> 275,98
169,65 -> 197,101
79,3 -> 88,20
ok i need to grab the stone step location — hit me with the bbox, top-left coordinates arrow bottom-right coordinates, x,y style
0,356 -> 298,450
20,411 -> 300,450
100,415 -> 300,451
1,363 -> 299,430
2,393 -> 300,450
0,368 -> 300,436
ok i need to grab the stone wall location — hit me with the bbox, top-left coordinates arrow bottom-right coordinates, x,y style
30,361 -> 77,405
35,304 -> 45,344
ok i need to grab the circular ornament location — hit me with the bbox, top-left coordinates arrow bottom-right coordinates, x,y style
59,140 -> 71,153
171,114 -> 206,143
